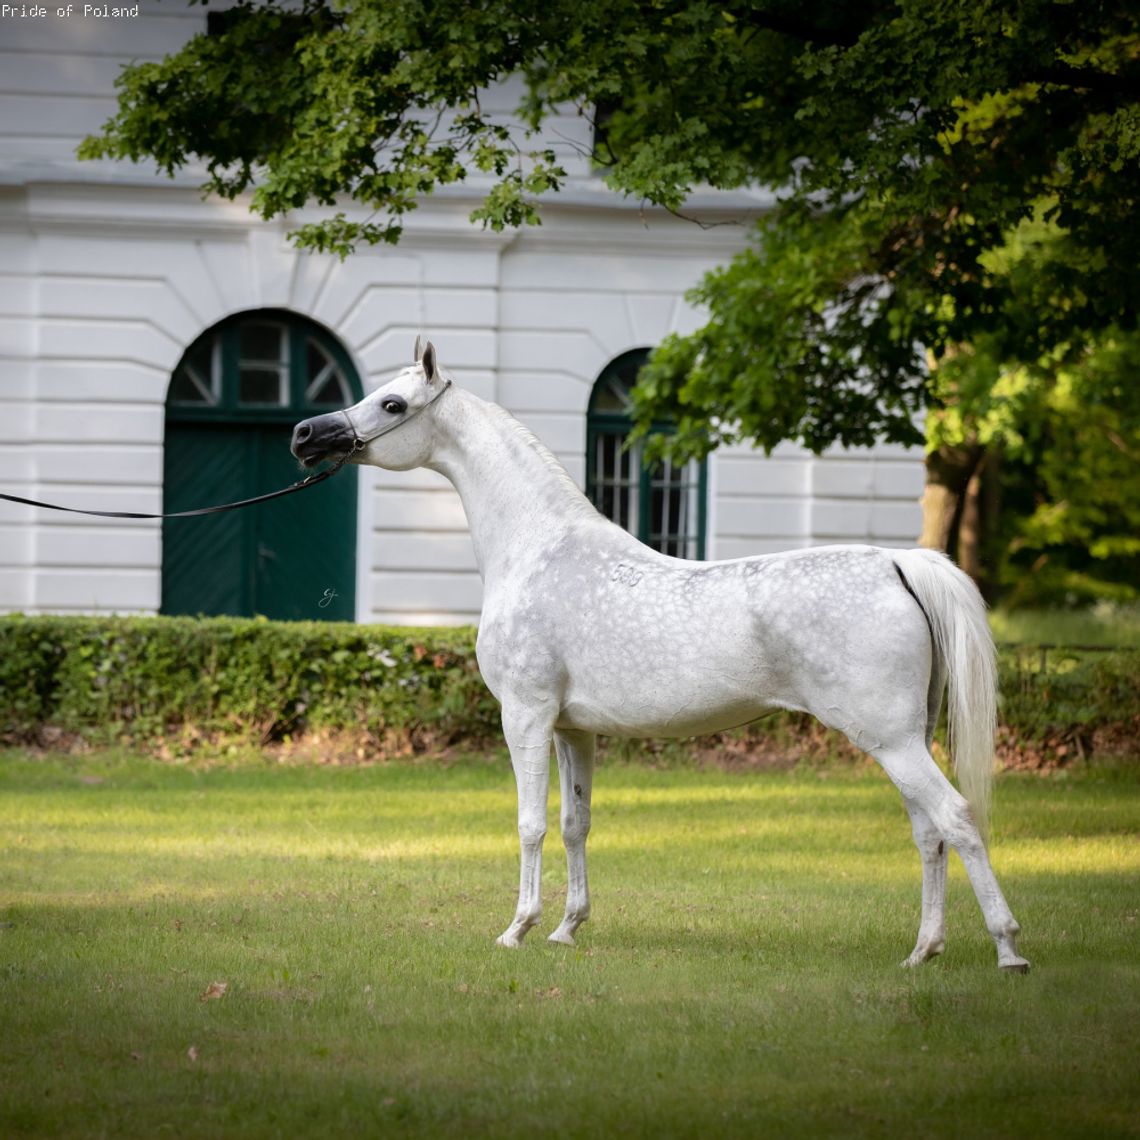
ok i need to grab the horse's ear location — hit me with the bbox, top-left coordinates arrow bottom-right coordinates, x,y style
413,334 -> 423,362
422,340 -> 437,383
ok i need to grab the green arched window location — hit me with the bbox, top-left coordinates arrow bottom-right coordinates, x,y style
162,311 -> 362,621
167,312 -> 358,417
586,349 -> 707,560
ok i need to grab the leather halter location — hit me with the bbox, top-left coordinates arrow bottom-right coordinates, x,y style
337,377 -> 452,452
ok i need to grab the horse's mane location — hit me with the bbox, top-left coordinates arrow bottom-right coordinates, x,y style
486,400 -> 599,522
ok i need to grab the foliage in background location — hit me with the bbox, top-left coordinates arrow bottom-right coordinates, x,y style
75,0 -> 1140,428
926,300 -> 1140,606
997,646 -> 1140,765
77,0 -> 571,250
2,615 -> 1137,765
79,0 -> 1140,602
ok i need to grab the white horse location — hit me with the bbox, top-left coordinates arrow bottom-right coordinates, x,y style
291,340 -> 1029,972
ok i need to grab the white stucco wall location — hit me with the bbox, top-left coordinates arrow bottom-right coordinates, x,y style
0,1 -> 924,625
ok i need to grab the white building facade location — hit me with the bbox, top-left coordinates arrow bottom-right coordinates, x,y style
0,3 -> 923,626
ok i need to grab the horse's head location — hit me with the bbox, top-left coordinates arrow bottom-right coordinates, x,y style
291,337 -> 450,472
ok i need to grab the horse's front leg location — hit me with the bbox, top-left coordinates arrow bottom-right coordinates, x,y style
496,703 -> 555,948
549,729 -> 595,946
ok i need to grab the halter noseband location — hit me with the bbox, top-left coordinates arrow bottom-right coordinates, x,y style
338,377 -> 452,453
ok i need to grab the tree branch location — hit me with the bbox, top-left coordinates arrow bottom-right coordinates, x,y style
1031,60 -> 1140,99
730,6 -> 866,49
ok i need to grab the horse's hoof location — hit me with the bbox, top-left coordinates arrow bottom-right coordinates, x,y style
900,956 -> 936,969
901,942 -> 944,968
547,929 -> 575,946
999,959 -> 1031,974
495,931 -> 524,949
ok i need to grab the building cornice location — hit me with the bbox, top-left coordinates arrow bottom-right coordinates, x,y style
0,163 -> 773,246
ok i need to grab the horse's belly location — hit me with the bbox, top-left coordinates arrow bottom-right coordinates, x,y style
555,695 -> 775,739
555,659 -> 781,739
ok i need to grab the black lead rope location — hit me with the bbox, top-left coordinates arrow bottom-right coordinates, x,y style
1,378 -> 451,522
0,450 -> 356,520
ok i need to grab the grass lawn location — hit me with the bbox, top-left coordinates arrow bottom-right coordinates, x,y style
989,602 -> 1140,647
1,749 -> 1137,1139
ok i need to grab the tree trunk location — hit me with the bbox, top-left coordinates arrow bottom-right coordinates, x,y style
918,443 -> 984,558
979,447 -> 1002,603
957,465 -> 983,582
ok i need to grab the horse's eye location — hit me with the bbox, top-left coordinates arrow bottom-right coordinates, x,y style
381,397 -> 406,415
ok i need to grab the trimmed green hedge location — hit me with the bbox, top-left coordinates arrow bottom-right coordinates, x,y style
0,614 -> 500,749
1,615 -> 1137,760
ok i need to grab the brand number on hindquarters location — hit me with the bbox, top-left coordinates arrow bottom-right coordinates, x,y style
611,563 -> 642,587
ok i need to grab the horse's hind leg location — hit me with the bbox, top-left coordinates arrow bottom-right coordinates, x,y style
549,729 -> 595,946
876,743 -> 1029,972
899,657 -> 953,966
901,803 -> 948,967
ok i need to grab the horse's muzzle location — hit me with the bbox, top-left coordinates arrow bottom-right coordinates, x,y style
291,412 -> 354,468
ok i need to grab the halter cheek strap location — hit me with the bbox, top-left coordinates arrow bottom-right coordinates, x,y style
339,408 -> 367,454
338,377 -> 452,451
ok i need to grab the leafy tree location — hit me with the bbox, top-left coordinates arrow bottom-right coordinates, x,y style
82,0 -> 1140,592
951,331 -> 1140,605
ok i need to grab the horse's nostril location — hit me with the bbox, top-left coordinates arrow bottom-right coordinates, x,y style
291,422 -> 318,454
290,421 -> 318,461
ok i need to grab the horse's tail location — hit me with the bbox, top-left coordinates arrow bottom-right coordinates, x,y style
891,547 -> 997,842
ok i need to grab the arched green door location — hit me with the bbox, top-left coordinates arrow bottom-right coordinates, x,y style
162,311 -> 361,621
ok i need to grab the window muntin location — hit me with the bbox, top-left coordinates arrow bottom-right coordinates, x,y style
168,312 -> 358,420
237,321 -> 289,406
305,340 -> 354,406
169,338 -> 219,406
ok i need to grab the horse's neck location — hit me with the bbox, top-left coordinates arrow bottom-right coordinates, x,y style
427,388 -> 600,579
